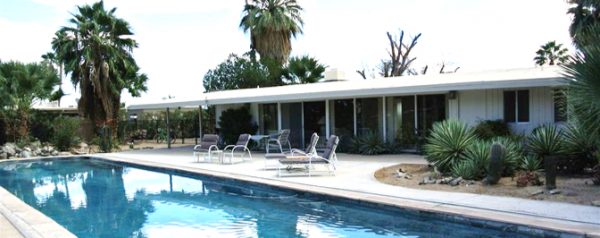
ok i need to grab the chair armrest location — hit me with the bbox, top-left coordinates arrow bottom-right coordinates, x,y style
208,145 -> 220,153
224,145 -> 248,152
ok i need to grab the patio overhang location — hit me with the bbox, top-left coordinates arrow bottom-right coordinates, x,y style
127,66 -> 569,110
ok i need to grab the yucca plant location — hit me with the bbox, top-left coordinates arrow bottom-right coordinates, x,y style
424,119 -> 477,172
384,141 -> 403,154
359,132 -> 385,155
527,125 -> 564,189
463,139 -> 491,176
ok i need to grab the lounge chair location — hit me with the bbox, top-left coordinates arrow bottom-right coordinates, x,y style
276,135 -> 339,177
192,134 -> 220,162
222,134 -> 253,164
266,129 -> 291,153
263,133 -> 319,170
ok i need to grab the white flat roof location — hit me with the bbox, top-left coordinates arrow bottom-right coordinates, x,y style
128,66 -> 568,110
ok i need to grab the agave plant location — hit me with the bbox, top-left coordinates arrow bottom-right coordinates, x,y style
384,141 -> 403,154
359,132 -> 385,155
463,139 -> 491,176
451,160 -> 481,180
520,154 -> 543,175
561,123 -> 599,172
491,136 -> 524,175
424,119 -> 477,172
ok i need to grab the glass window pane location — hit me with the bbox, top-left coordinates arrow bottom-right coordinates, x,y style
281,103 -> 303,148
260,104 -> 278,134
329,99 -> 354,138
417,94 -> 446,136
386,96 -> 417,147
517,90 -> 529,122
504,91 -> 516,123
356,98 -> 382,137
303,101 -> 326,147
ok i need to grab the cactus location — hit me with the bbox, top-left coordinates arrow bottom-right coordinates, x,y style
483,142 -> 505,185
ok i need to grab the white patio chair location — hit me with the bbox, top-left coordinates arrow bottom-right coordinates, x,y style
222,134 -> 253,164
277,135 -> 339,177
192,134 -> 220,162
266,129 -> 291,154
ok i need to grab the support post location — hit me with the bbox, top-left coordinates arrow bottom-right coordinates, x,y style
167,107 -> 171,149
325,99 -> 330,138
382,96 -> 387,141
353,98 -> 357,136
198,105 -> 202,144
277,102 -> 282,132
301,102 -> 305,149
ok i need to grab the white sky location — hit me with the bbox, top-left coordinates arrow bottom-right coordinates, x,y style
0,0 -> 574,107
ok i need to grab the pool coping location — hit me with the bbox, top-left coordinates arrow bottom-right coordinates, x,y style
1,155 -> 599,238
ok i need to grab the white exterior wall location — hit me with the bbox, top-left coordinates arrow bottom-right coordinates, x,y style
454,87 -> 555,134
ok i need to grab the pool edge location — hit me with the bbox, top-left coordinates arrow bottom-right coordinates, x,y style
2,155 -> 599,238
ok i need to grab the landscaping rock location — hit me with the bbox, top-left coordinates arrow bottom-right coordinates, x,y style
530,190 -> 544,196
20,151 -> 30,158
450,177 -> 463,186
34,148 -> 42,156
0,152 -> 7,160
549,189 -> 561,195
4,146 -> 15,157
404,174 -> 412,179
51,151 -> 58,156
465,180 -> 475,186
439,177 -> 452,184
58,152 -> 72,156
23,147 -> 32,152
419,178 -> 436,185
592,201 -> 600,207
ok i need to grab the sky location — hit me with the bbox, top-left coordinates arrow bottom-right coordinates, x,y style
0,0 -> 574,107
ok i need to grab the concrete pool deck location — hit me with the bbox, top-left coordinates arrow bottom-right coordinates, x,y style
96,146 -> 600,236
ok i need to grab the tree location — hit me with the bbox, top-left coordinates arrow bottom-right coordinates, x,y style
534,41 -> 570,66
203,52 -> 282,92
240,0 -> 304,64
567,0 -> 600,48
0,60 -> 59,141
284,56 -> 327,84
52,1 -> 148,136
42,31 -> 70,107
561,23 -> 600,135
356,29 -> 421,79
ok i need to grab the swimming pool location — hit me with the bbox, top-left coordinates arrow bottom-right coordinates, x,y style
0,158 -> 533,238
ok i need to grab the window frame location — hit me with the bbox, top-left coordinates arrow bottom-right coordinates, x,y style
504,89 -> 530,124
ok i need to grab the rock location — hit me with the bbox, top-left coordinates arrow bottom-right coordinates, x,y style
0,152 -> 7,160
450,177 -> 463,186
397,171 -> 404,178
530,190 -> 544,196
562,190 -> 578,197
549,189 -> 561,195
465,180 -> 475,186
58,152 -> 72,156
79,142 -> 88,148
4,146 -> 15,157
592,201 -> 600,207
404,174 -> 412,179
51,151 -> 58,156
14,147 -> 22,154
439,177 -> 452,184
419,178 -> 436,185
34,148 -> 42,156
20,151 -> 30,158
23,147 -> 31,152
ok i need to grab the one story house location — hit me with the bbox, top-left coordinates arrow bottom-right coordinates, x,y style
128,66 -> 568,149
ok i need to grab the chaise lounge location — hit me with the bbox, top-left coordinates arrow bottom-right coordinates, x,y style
276,135 -> 339,177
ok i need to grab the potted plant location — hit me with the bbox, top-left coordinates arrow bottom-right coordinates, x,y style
527,125 -> 563,189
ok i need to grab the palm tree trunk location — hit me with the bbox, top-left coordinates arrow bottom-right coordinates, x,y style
58,63 -> 63,107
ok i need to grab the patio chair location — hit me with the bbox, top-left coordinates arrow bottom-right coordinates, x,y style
222,134 -> 253,164
276,135 -> 339,177
266,129 -> 291,154
192,134 -> 220,162
264,133 -> 319,170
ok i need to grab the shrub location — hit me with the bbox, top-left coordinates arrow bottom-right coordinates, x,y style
53,116 -> 81,151
560,123 -> 599,172
520,155 -> 543,175
395,124 -> 418,148
29,110 -> 59,143
384,141 -> 403,154
358,132 -> 385,155
473,119 -> 512,140
218,106 -> 258,145
424,119 -> 477,172
342,136 -> 361,154
527,125 -> 564,157
451,160 -> 481,180
462,139 -> 491,177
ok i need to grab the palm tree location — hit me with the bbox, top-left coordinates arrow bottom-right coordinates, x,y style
0,61 -> 59,141
534,41 -> 570,66
240,0 -> 304,64
284,56 -> 327,84
52,1 -> 148,135
42,51 -> 66,107
567,0 -> 600,48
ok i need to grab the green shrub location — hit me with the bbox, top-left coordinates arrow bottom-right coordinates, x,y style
473,119 -> 512,140
462,139 -> 491,177
29,110 -> 59,143
53,116 -> 81,151
342,136 -> 361,154
395,124 -> 418,148
520,154 -> 543,175
424,119 -> 477,172
358,132 -> 385,155
560,123 -> 599,172
218,106 -> 258,145
384,141 -> 403,154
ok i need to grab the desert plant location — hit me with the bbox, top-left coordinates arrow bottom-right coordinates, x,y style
358,132 -> 385,155
561,123 -> 599,172
520,154 -> 543,175
463,139 -> 491,175
527,125 -> 564,189
451,160 -> 480,180
491,136 -> 523,176
483,142 -> 505,185
424,119 -> 477,172
384,141 -> 403,154
473,119 -> 512,140
52,116 -> 81,151
395,124 -> 418,148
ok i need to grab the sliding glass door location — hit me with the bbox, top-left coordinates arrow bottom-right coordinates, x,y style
386,94 -> 446,147
280,103 -> 303,148
328,99 -> 354,139
259,104 -> 278,135
303,101 -> 326,148
356,98 -> 383,136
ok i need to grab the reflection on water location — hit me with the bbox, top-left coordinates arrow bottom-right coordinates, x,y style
0,159 -> 530,238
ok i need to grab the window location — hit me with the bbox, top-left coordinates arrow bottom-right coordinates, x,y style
260,104 -> 278,134
504,90 -> 529,123
554,90 -> 567,122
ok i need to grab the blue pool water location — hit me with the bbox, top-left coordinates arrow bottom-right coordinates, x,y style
0,158 -> 532,238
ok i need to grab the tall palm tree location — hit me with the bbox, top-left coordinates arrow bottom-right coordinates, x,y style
53,1 -> 147,135
534,41 -> 570,66
567,0 -> 600,48
42,51 -> 66,107
240,0 -> 304,64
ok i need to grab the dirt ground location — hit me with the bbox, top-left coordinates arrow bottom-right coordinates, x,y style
374,164 -> 600,206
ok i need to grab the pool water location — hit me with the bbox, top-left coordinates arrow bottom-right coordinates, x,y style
0,159 -> 531,238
